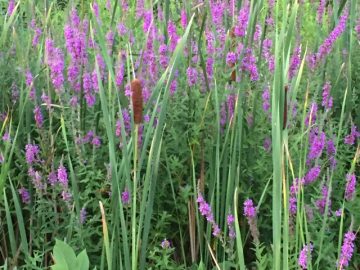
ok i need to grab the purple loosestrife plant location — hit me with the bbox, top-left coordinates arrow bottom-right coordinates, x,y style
226,52 -> 237,66
304,165 -> 321,185
241,48 -> 259,81
180,9 -> 187,29
25,144 -> 40,165
234,5 -> 249,37
321,82 -> 333,110
57,164 -> 68,189
161,239 -> 170,249
298,244 -> 313,269
345,173 -> 356,201
186,67 -> 197,87
344,125 -> 360,145
316,0 -> 326,24
315,9 -> 348,66
288,46 -> 301,79
308,130 -> 326,162
121,188 -> 130,205
197,193 -> 222,238
337,231 -> 356,269
33,106 -> 43,128
45,39 -> 65,91
262,86 -> 270,113
227,214 -> 236,239
18,187 -> 31,204
7,0 -> 15,16
243,199 -> 259,242
315,186 -> 331,215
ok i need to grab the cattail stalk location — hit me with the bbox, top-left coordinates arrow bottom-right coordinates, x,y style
130,78 -> 142,270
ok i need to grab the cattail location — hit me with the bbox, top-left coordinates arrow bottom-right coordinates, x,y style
131,79 -> 143,124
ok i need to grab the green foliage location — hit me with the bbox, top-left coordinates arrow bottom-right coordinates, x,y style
51,239 -> 90,270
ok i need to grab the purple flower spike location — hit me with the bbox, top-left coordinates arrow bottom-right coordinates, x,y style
121,188 -> 130,205
57,164 -> 68,188
25,144 -> 40,165
298,244 -> 313,269
161,238 -> 170,249
18,187 -> 31,204
345,173 -> 356,201
337,231 -> 356,269
243,199 -> 256,218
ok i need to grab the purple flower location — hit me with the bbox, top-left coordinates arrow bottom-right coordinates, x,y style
206,57 -> 214,78
186,67 -> 197,87
61,191 -> 72,202
308,130 -> 326,161
241,48 -> 258,81
244,199 -> 259,242
121,189 -> 130,205
262,39 -> 273,60
45,39 -> 64,91
197,194 -> 214,222
57,164 -> 68,188
335,208 -> 343,217
315,186 -> 331,215
227,214 -> 236,239
262,86 -> 270,113
80,207 -> 87,224
205,30 -> 215,55
25,144 -> 40,165
7,0 -> 15,16
344,125 -> 360,145
48,171 -> 57,186
161,238 -> 170,249
315,9 -> 348,66
91,136 -> 101,147
253,24 -> 262,42
18,187 -> 31,204
345,173 -> 356,201
316,0 -> 326,24
243,199 -> 256,218
212,224 -> 221,237
288,46 -> 301,79
167,20 -> 179,51
234,6 -> 249,37
226,52 -> 237,66
337,231 -> 356,269
180,9 -> 187,29
356,18 -> 360,39
32,28 -> 42,47
321,82 -> 333,109
2,132 -> 10,142
34,106 -> 43,128
117,23 -> 127,36
210,2 -> 224,25
263,137 -> 272,152
304,165 -> 321,185
170,79 -> 178,95
106,30 -> 114,54
298,244 -> 313,269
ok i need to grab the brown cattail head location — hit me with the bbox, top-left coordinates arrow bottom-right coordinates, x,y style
131,78 -> 143,124
230,64 -> 236,82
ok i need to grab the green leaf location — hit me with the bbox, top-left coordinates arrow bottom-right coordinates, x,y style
76,250 -> 90,270
52,239 -> 77,270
